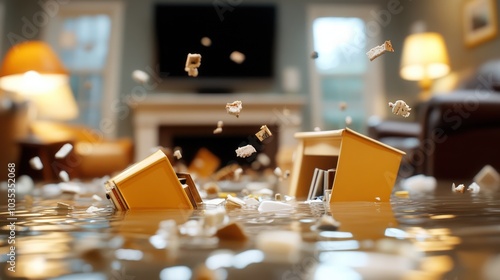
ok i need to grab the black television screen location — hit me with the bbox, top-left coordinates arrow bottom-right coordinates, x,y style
154,3 -> 276,92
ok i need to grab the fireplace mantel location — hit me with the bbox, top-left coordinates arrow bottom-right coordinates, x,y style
131,93 -> 306,161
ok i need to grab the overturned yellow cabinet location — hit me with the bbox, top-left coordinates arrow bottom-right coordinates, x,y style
289,128 -> 405,202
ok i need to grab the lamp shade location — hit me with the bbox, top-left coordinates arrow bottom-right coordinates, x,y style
400,32 -> 450,81
29,82 -> 79,121
0,41 -> 69,94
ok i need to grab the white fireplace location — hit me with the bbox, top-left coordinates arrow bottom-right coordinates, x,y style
131,93 -> 305,162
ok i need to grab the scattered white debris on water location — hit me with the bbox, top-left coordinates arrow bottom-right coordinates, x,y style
467,182 -> 481,194
401,174 -> 436,193
258,200 -> 293,213
452,183 -> 465,193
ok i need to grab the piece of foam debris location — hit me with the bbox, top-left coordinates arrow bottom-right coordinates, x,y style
213,120 -> 224,134
258,200 -> 293,213
339,101 -> 347,111
401,174 -> 437,193
59,170 -> 70,182
173,149 -> 182,160
274,167 -> 283,177
388,100 -> 411,118
234,167 -> 243,180
311,51 -> 319,59
203,208 -> 227,229
59,182 -> 81,194
366,40 -> 394,61
345,116 -> 352,126
131,69 -> 150,84
55,143 -> 73,159
394,190 -> 409,198
86,205 -> 103,213
56,202 -> 73,210
235,144 -> 256,158
467,182 -> 481,194
185,53 -> 202,77
216,221 -> 248,241
92,194 -> 103,201
315,214 -> 341,231
255,125 -> 272,141
230,51 -> 245,64
226,194 -> 246,208
243,197 -> 260,207
257,153 -> 271,167
473,165 -> 500,192
255,230 -> 302,263
29,156 -> 43,170
201,36 -> 212,47
225,100 -> 242,118
452,183 -> 465,194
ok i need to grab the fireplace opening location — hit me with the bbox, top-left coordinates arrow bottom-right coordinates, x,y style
159,125 -> 279,171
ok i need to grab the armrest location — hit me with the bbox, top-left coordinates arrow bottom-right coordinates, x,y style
368,120 -> 420,140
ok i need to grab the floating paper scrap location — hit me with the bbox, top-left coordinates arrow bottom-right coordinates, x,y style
258,200 -> 293,213
235,144 -> 256,158
173,149 -> 182,159
388,100 -> 411,118
345,116 -> 352,125
366,40 -> 394,61
131,69 -> 150,84
255,230 -> 302,263
59,182 -> 81,194
92,194 -> 103,201
474,165 -> 500,192
56,202 -> 73,210
467,182 -> 481,194
234,167 -> 243,180
226,194 -> 246,208
401,174 -> 436,193
452,183 -> 465,193
213,120 -> 223,134
55,143 -> 73,159
226,100 -> 242,118
86,205 -> 105,213
59,170 -> 70,182
29,156 -> 43,170
255,125 -> 272,141
185,53 -> 201,77
230,51 -> 245,64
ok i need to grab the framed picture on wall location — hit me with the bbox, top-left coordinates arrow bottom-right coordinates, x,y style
463,0 -> 498,47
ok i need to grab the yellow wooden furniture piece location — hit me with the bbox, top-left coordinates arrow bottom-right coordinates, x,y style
289,128 -> 405,203
105,150 -> 202,210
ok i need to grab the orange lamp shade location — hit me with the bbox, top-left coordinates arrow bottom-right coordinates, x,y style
0,41 -> 68,93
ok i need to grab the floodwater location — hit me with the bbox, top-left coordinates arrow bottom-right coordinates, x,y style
1,180 -> 500,280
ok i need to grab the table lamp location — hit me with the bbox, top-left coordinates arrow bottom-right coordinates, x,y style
400,32 -> 450,100
0,41 -> 78,141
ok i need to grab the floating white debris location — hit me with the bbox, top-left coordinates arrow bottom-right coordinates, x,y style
42,183 -> 63,197
59,170 -> 70,182
131,69 -> 150,84
86,205 -> 103,213
185,53 -> 202,77
400,174 -> 437,193
255,230 -> 302,263
366,40 -> 394,61
388,100 -> 411,118
243,197 -> 260,206
274,167 -> 283,177
201,36 -> 212,47
257,153 -> 271,167
226,100 -> 242,118
258,200 -> 293,213
226,194 -> 246,208
234,167 -> 243,180
235,144 -> 256,158
56,202 -> 73,210
467,182 -> 481,194
29,156 -> 43,170
315,214 -> 341,231
345,116 -> 352,125
213,120 -> 224,134
59,182 -> 81,194
203,208 -> 227,228
16,175 -> 34,195
55,143 -> 73,159
452,183 -> 465,193
92,194 -> 103,201
230,51 -> 245,64
314,127 -> 321,132
173,149 -> 182,160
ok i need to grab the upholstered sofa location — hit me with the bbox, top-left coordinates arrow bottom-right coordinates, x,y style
369,59 -> 500,181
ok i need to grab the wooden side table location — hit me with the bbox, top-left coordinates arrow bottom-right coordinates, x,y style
18,136 -> 76,182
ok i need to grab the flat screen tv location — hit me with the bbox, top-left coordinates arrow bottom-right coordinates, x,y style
154,3 -> 277,93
